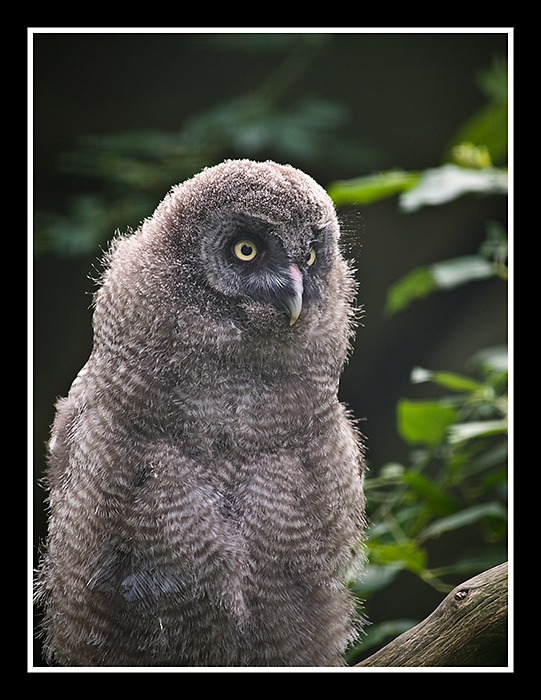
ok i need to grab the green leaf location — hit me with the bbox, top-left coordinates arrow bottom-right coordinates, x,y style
471,345 -> 508,374
397,399 -> 458,446
419,502 -> 507,542
431,255 -> 496,289
402,471 -> 459,515
385,266 -> 437,315
385,255 -> 496,315
451,142 -> 493,169
444,99 -> 508,166
399,164 -> 508,212
327,169 -> 421,206
448,419 -> 508,443
410,366 -> 485,394
368,541 -> 427,574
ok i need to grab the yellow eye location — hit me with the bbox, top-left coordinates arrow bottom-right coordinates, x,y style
306,247 -> 316,266
233,239 -> 258,261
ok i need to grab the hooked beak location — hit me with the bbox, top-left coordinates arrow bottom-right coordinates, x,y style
284,264 -> 303,325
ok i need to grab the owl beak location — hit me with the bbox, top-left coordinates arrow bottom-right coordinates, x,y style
285,264 -> 303,326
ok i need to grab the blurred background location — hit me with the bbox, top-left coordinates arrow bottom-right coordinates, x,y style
32,30 -> 509,666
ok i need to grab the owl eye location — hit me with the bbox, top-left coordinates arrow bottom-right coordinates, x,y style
233,239 -> 258,261
306,247 -> 316,267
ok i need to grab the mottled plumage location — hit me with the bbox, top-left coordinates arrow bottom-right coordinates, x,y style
36,159 -> 365,667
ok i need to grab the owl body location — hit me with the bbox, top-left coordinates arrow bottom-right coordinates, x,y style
37,160 -> 365,667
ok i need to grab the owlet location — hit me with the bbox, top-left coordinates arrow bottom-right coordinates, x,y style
35,159 -> 365,667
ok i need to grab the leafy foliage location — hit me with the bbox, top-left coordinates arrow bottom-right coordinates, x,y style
385,227 -> 507,316
328,161 -> 507,212
346,344 -> 508,663
343,58 -> 508,663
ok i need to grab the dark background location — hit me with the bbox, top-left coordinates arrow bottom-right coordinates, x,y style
32,30 -> 509,666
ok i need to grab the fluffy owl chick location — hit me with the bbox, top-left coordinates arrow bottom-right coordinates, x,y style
36,159 -> 365,667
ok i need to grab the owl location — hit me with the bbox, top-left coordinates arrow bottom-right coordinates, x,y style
35,159 -> 365,667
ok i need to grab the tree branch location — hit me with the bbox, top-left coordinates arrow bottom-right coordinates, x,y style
356,562 -> 508,667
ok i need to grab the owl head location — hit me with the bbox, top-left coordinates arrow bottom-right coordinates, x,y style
95,159 -> 356,367
150,160 -> 350,327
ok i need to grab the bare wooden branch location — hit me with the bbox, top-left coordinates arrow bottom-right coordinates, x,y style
356,562 -> 508,667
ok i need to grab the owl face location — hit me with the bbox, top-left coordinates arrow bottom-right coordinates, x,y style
131,160 -> 347,341
199,210 -> 337,327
